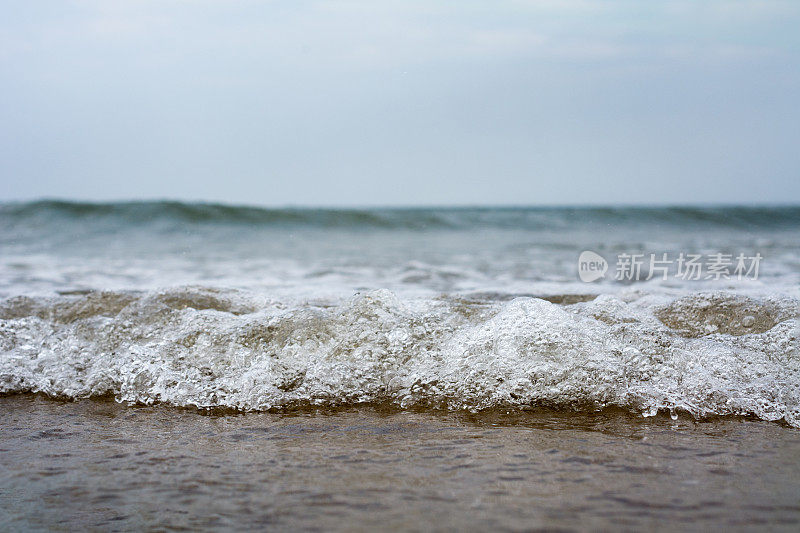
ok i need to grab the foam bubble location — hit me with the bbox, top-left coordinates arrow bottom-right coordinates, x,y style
1,288 -> 797,427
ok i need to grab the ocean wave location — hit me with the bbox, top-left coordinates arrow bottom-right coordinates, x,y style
2,200 -> 800,231
1,287 -> 797,426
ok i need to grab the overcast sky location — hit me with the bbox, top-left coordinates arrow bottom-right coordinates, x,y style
1,1 -> 798,206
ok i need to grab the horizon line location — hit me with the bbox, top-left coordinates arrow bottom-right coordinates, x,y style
2,196 -> 800,211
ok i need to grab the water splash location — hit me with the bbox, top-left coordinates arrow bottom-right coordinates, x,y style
1,287 -> 797,427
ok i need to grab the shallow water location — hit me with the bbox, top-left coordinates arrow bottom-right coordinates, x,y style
1,395 -> 799,531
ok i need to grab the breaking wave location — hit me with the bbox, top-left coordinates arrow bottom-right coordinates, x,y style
1,287 -> 798,426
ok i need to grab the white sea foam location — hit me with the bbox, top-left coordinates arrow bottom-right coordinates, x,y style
1,287 -> 797,426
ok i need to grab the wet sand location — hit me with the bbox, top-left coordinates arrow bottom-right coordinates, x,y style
1,395 -> 798,531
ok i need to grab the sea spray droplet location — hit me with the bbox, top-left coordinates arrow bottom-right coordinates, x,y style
642,406 -> 659,418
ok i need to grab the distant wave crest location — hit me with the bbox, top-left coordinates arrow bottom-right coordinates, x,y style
3,200 -> 800,231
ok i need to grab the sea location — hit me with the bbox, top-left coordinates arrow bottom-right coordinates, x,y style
1,200 -> 798,530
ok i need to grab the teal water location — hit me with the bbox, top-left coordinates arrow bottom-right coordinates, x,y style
0,200 -> 798,424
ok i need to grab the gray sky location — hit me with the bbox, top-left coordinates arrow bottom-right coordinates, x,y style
1,0 -> 799,206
